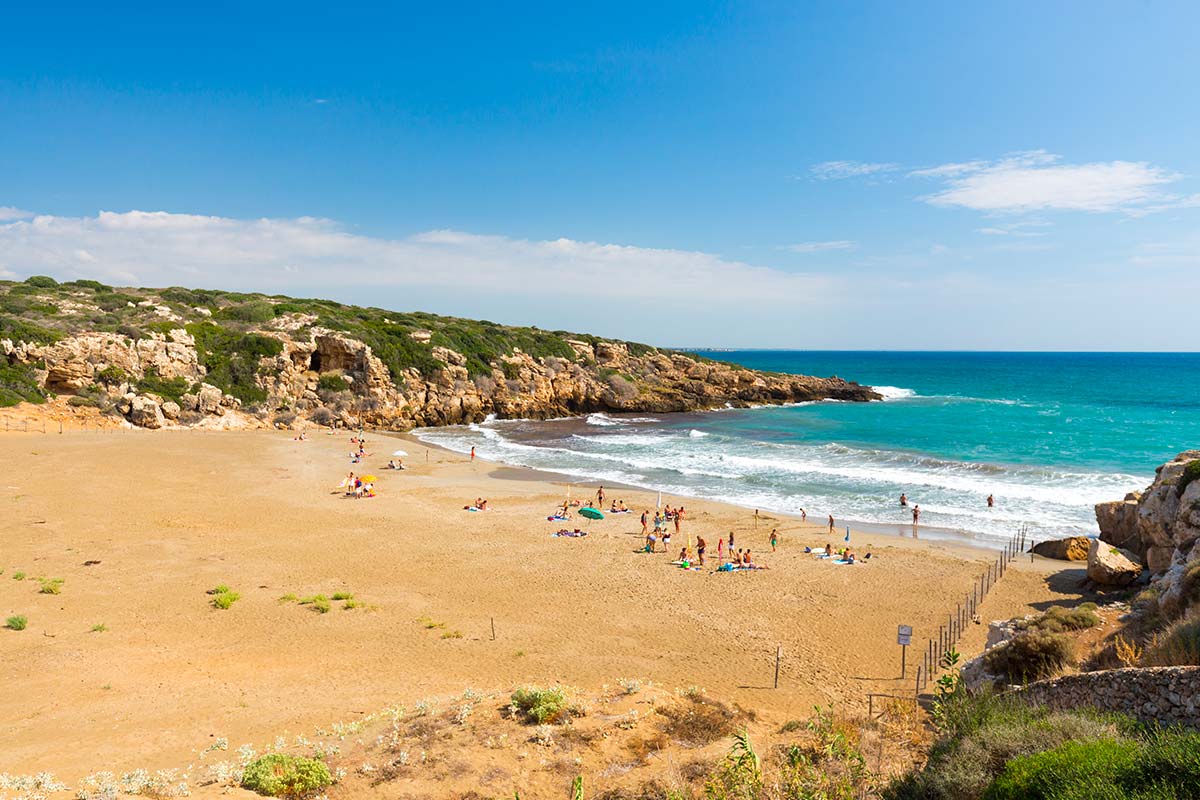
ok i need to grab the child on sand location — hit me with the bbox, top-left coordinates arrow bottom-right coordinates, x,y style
770,528 -> 778,552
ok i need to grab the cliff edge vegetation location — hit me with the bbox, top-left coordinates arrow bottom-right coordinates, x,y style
1,275 -> 878,429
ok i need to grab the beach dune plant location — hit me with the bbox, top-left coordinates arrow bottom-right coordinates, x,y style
240,753 -> 332,797
37,577 -> 64,595
209,584 -> 241,610
510,686 -> 570,724
5,615 -> 27,631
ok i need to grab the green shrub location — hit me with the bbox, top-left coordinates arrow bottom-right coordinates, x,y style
12,571 -> 25,581
5,615 -> 27,631
95,365 -> 128,386
137,368 -> 190,403
0,361 -> 50,407
985,730 -> 1200,800
187,322 -> 282,403
1176,460 -> 1200,498
67,394 -> 98,407
884,691 -> 1130,800
983,630 -> 1075,684
317,373 -> 350,393
510,686 -> 570,724
0,316 -> 62,345
66,279 -> 111,292
331,591 -> 353,601
23,275 -> 59,288
217,301 -> 276,324
210,584 -> 240,610
1019,604 -> 1099,634
240,752 -> 332,797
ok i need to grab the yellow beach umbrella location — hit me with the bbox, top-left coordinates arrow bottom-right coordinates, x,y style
359,474 -> 377,482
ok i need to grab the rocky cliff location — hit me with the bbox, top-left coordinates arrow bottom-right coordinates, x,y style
1096,451 -> 1200,619
1,278 -> 879,430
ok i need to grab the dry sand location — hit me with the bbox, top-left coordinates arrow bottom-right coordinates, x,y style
0,429 -> 1085,783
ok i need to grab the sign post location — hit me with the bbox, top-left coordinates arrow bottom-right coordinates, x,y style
897,624 -> 913,678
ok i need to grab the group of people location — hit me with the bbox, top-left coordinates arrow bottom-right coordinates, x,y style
466,497 -> 490,511
898,491 -> 996,525
341,471 -> 375,498
349,435 -> 371,464
386,458 -> 405,470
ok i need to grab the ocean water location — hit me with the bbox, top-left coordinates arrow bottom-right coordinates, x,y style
414,352 -> 1200,545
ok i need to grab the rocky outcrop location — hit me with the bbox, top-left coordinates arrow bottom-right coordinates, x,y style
1031,536 -> 1091,561
3,326 -> 879,431
1095,451 -> 1200,622
1086,539 -> 1142,586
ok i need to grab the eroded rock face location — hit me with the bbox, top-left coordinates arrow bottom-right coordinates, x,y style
1087,539 -> 1143,586
1032,536 -> 1092,561
1097,452 -> 1200,575
128,396 -> 165,429
4,325 -> 880,431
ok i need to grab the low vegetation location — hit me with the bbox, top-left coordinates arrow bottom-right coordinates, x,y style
983,630 -> 1076,684
883,687 -> 1200,800
209,584 -> 241,610
5,615 -> 27,631
510,686 -> 572,724
37,576 -> 64,595
240,752 -> 332,797
1017,603 -> 1099,634
298,594 -> 331,613
0,279 -> 680,409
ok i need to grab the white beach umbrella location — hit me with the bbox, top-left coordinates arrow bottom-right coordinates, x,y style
392,449 -> 408,457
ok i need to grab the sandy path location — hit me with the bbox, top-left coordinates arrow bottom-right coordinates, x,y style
0,430 -> 1079,779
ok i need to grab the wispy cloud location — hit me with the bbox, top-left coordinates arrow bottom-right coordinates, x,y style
808,160 -> 898,181
913,150 -> 1187,214
0,209 -> 832,306
0,206 -> 34,221
975,220 -> 1050,237
783,240 -> 856,254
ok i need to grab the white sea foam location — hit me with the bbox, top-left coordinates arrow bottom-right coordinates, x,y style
585,413 -> 622,426
872,385 -> 918,400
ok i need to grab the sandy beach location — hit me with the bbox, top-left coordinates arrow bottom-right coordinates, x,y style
0,429 -> 1085,785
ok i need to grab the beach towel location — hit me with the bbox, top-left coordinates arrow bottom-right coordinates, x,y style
552,530 -> 588,538
546,514 -> 569,521
833,559 -> 854,565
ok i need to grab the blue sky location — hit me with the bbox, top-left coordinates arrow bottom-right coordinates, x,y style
2,1 -> 1198,349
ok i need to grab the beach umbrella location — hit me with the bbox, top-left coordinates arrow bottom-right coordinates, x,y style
392,449 -> 408,457
360,474 -> 378,482
579,507 -> 605,520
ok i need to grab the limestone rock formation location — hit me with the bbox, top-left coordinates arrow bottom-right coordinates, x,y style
1031,536 -> 1092,561
1096,451 -> 1200,577
1086,539 -> 1143,586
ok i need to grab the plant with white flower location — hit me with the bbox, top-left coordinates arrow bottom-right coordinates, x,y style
617,678 -> 642,695
235,744 -> 257,767
533,724 -> 555,748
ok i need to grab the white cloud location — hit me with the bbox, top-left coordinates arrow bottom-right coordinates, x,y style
914,150 -> 1185,213
783,240 -> 856,254
809,160 -> 898,180
0,209 -> 831,306
0,206 -> 34,221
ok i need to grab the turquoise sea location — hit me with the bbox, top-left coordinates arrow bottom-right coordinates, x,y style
414,352 -> 1200,545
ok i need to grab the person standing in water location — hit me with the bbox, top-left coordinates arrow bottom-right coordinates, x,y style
900,493 -> 908,507
987,494 -> 995,508
828,514 -> 835,534
912,505 -> 921,525
470,446 -> 476,461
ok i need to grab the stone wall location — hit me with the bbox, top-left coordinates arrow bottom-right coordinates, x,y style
1015,666 -> 1200,728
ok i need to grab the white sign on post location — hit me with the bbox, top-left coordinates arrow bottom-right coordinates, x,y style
897,624 -> 913,646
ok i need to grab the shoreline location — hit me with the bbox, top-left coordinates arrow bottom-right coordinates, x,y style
402,428 -> 1019,554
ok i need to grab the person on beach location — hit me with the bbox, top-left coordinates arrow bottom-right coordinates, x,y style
828,514 -> 835,534
800,508 -> 806,523
697,536 -> 707,565
732,549 -> 742,566
900,493 -> 908,507
663,528 -> 672,553
987,494 -> 995,508
646,531 -> 656,552
470,446 -> 476,461
717,537 -> 725,563
641,510 -> 649,535
674,511 -> 681,536
912,505 -> 920,524
597,486 -> 605,508
824,542 -> 833,557
770,528 -> 778,552
729,530 -> 736,551
677,546 -> 688,563
744,549 -> 754,567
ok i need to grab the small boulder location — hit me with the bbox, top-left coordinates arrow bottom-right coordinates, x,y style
128,396 -> 165,429
197,384 -> 224,414
1087,538 -> 1143,586
1032,536 -> 1092,562
161,401 -> 181,420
